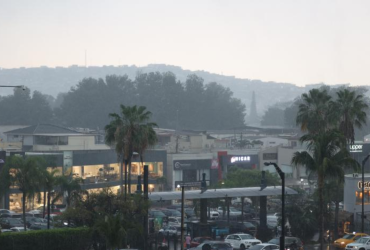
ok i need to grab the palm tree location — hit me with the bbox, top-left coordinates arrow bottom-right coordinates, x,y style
291,130 -> 360,250
96,215 -> 126,250
43,168 -> 60,229
105,105 -> 154,196
56,175 -> 84,208
133,123 -> 158,173
296,88 -> 333,134
331,88 -> 368,144
0,156 -> 44,230
105,112 -> 126,197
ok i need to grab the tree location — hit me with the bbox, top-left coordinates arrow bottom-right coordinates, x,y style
95,215 -> 126,250
43,168 -> 60,229
291,130 -> 360,250
296,88 -> 332,134
133,123 -> 158,173
105,105 -> 155,196
261,107 -> 284,126
331,88 -> 368,145
0,156 -> 44,230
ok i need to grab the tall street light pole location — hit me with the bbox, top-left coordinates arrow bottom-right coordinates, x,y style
264,162 -> 285,250
177,184 -> 185,250
362,155 -> 370,233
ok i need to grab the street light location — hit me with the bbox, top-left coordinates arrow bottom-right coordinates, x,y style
177,184 -> 185,250
264,162 -> 285,250
0,85 -> 26,90
362,155 -> 370,233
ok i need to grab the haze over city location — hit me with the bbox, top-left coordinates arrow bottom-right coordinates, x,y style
1,0 -> 370,86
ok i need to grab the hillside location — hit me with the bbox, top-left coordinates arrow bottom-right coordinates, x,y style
0,64 -> 356,117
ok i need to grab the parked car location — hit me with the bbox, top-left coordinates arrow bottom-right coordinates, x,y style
1,229 -> 13,233
0,218 -> 23,229
161,209 -> 182,218
218,207 -> 242,217
29,223 -> 51,230
345,236 -> 370,250
0,209 -> 15,215
23,217 -> 47,228
334,233 -> 369,249
0,213 -> 22,219
209,211 -> 219,220
249,244 -> 279,250
168,216 -> 181,225
229,222 -> 257,235
191,237 -> 213,248
149,210 -> 167,218
158,225 -> 181,237
268,237 -> 304,250
225,234 -> 261,250
189,241 -> 233,250
10,227 -> 29,232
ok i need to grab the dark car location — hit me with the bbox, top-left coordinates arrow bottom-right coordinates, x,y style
23,217 -> 47,228
29,223 -> 52,230
189,241 -> 233,250
190,237 -> 213,248
0,218 -> 24,229
0,213 -> 22,219
229,222 -> 257,235
161,209 -> 182,217
268,237 -> 303,250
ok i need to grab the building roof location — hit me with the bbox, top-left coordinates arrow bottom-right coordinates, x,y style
148,186 -> 297,201
5,124 -> 82,136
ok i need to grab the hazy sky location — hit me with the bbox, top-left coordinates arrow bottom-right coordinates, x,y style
1,0 -> 370,86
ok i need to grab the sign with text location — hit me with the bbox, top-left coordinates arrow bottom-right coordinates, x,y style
350,144 -> 363,153
173,159 -> 212,170
230,156 -> 250,163
358,181 -> 370,190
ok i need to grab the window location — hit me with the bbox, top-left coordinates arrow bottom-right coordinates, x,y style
263,153 -> 277,160
35,136 -> 68,145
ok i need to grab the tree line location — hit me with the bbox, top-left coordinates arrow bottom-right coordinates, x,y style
0,72 -> 246,131
261,85 -> 370,139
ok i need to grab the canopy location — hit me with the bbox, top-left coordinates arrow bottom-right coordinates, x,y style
148,186 -> 297,201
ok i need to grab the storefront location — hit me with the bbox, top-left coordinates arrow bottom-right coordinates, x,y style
2,149 -> 167,211
219,154 -> 259,177
344,173 -> 370,232
173,159 -> 214,190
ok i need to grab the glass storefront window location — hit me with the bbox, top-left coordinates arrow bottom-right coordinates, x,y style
356,190 -> 370,205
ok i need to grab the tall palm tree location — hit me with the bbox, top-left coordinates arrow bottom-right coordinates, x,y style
331,88 -> 368,144
133,123 -> 158,173
56,175 -> 84,208
292,130 -> 360,250
0,156 -> 44,230
105,112 -> 126,197
44,169 -> 60,229
105,105 -> 154,196
296,88 -> 333,134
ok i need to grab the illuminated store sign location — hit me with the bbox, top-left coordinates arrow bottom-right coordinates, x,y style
350,144 -> 363,153
358,181 -> 370,190
230,156 -> 250,163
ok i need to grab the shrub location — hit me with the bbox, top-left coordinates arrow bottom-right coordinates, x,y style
0,227 -> 92,250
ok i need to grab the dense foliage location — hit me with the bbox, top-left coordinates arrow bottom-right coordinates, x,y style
0,72 -> 246,130
0,228 -> 93,250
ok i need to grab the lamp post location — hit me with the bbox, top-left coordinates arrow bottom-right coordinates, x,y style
264,162 -> 285,250
177,184 -> 185,250
362,155 -> 370,233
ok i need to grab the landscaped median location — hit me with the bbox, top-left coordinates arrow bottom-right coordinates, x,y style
0,227 -> 93,250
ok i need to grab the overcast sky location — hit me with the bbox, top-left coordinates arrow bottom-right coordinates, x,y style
1,0 -> 369,86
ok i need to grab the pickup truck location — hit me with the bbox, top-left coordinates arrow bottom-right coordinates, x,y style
346,236 -> 370,250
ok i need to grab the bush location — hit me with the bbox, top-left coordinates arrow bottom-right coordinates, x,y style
0,227 -> 93,250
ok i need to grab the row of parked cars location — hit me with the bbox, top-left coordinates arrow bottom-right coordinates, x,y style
0,206 -> 68,232
187,234 -> 303,250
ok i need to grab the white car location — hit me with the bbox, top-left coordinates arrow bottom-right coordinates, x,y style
225,234 -> 262,250
218,207 -> 242,217
210,210 -> 219,220
346,237 -> 370,250
10,227 -> 29,232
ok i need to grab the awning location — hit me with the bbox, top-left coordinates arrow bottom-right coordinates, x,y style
148,186 -> 298,201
